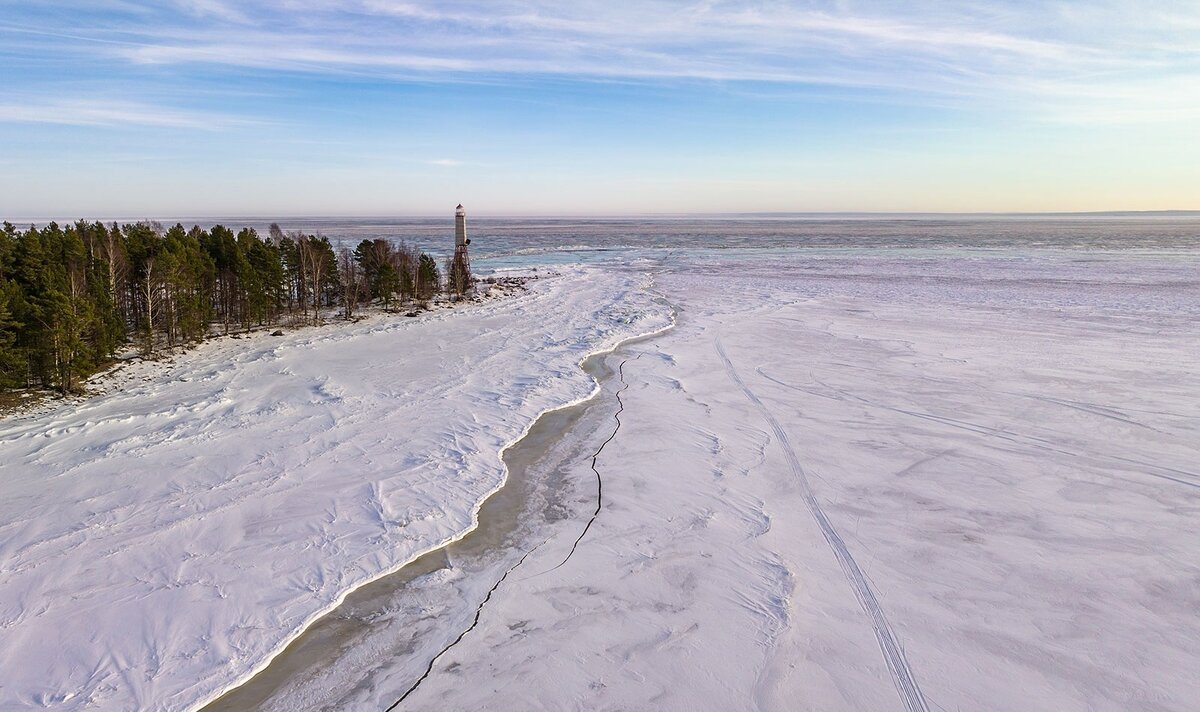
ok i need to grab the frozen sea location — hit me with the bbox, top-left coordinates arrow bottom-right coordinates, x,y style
165,211 -> 1200,261
2,215 -> 1198,711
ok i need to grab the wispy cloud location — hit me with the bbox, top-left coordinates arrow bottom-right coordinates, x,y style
3,1 -> 1200,125
174,0 -> 248,22
426,159 -> 464,167
0,99 -> 256,129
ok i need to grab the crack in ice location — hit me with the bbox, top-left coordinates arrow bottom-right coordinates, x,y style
537,355 -> 636,576
385,539 -> 547,711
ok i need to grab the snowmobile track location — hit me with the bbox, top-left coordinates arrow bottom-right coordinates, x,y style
716,338 -> 929,712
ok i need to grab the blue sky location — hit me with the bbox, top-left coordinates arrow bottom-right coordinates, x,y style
1,1 -> 1197,217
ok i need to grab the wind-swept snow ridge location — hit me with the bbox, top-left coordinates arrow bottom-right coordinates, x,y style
0,266 -> 672,712
716,337 -> 930,712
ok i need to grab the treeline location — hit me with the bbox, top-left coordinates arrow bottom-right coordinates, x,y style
0,220 -> 450,394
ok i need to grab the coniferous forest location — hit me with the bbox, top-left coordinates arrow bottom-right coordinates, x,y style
0,220 -> 451,395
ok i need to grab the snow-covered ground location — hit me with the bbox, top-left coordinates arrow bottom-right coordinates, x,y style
4,251 -> 1199,711
0,266 -> 671,710
394,253 -> 1200,711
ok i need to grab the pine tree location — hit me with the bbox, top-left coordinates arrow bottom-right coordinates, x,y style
417,253 -> 440,299
0,279 -> 25,389
0,217 -> 486,396
0,224 -> 22,388
124,222 -> 166,355
279,235 -> 304,321
204,225 -> 241,334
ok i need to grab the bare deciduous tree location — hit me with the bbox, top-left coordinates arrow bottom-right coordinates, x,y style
338,247 -> 363,319
299,235 -> 333,325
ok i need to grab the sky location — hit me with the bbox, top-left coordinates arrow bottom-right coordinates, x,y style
1,0 -> 1198,217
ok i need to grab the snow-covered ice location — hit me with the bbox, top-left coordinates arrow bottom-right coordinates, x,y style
3,250 -> 1200,711
0,266 -> 671,710
394,253 -> 1200,711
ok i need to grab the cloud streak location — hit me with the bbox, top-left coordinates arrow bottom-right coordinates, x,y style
0,99 -> 256,129
3,1 -> 1199,126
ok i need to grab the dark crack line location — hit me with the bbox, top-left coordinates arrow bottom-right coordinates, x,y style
385,539 -> 546,711
386,354 -> 639,708
535,355 -> 634,577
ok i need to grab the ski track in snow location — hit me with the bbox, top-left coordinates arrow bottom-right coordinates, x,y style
716,337 -> 931,712
754,367 -> 1200,492
312,254 -> 1198,711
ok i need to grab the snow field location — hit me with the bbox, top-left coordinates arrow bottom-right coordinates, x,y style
400,253 -> 1200,711
0,266 -> 672,711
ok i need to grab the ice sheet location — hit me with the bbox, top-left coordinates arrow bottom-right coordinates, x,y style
398,253 -> 1200,711
5,250 -> 1199,711
0,266 -> 671,710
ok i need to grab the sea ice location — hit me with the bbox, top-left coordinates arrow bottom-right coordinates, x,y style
0,266 -> 671,710
397,252 -> 1200,711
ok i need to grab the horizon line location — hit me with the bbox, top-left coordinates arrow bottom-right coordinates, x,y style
6,209 -> 1200,225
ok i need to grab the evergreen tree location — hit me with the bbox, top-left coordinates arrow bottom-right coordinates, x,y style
0,279 -> 25,389
279,235 -> 304,320
417,253 -> 440,299
0,223 -> 21,388
13,225 -> 52,386
376,263 -> 400,310
203,225 -> 242,334
80,222 -> 125,358
0,218 -> 484,396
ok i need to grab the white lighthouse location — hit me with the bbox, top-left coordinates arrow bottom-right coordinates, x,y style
455,203 -> 468,248
450,203 -> 472,295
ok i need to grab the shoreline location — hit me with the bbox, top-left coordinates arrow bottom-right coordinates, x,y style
0,276 -> 531,421
202,342 -> 623,709
0,265 -> 675,711
186,279 -> 678,711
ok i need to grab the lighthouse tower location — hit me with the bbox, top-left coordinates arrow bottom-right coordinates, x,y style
450,203 -> 472,295
455,203 -> 468,248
